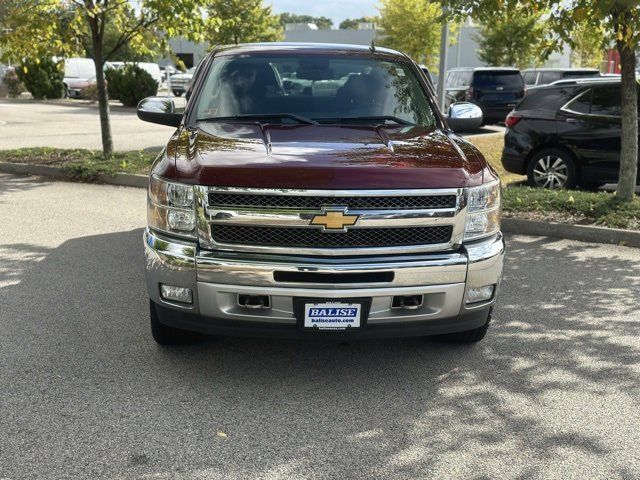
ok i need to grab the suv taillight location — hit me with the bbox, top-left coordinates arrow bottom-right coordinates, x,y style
505,112 -> 521,127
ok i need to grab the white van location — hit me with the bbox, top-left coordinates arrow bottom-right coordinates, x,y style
63,58 -> 97,98
64,57 -> 95,80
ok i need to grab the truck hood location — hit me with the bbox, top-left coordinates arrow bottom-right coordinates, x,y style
171,123 -> 486,189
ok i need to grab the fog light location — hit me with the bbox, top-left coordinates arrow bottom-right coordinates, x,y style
160,284 -> 193,304
466,285 -> 495,304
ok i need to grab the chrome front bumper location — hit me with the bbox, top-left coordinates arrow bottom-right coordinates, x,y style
144,228 -> 505,337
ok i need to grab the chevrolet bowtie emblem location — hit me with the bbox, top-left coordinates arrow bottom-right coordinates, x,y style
310,209 -> 359,231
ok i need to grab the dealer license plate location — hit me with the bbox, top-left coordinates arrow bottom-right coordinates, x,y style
303,302 -> 362,330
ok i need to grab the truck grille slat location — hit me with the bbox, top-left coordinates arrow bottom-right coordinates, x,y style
209,193 -> 457,210
212,225 -> 453,249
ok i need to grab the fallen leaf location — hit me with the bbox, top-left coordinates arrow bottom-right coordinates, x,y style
216,431 -> 228,438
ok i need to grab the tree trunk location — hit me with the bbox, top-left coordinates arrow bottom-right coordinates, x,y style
93,55 -> 113,156
616,42 -> 638,201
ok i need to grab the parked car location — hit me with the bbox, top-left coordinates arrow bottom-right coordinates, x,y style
160,65 -> 177,86
63,57 -> 97,98
502,77 -> 639,189
135,42 -> 503,346
523,68 -> 601,88
168,67 -> 196,96
444,67 -> 525,124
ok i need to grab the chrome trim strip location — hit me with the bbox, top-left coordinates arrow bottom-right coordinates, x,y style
196,250 -> 468,287
208,208 -> 458,227
208,186 -> 463,197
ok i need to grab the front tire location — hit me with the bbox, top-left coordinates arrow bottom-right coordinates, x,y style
149,300 -> 201,345
442,322 -> 490,343
527,148 -> 577,189
440,310 -> 491,344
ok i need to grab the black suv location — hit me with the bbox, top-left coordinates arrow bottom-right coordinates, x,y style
502,78 -> 639,189
522,68 -> 600,87
445,67 -> 525,124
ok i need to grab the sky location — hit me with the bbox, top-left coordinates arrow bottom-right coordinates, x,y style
266,0 -> 378,28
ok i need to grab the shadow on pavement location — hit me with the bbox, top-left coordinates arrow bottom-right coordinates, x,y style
1,230 -> 639,478
0,173 -> 48,200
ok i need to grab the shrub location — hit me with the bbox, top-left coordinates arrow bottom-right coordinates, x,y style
105,64 -> 157,107
3,69 -> 25,98
81,83 -> 100,102
16,58 -> 65,100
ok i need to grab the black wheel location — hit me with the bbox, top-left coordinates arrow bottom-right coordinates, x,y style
442,322 -> 490,343
172,90 -> 183,97
439,310 -> 491,344
149,300 -> 201,345
527,148 -> 577,189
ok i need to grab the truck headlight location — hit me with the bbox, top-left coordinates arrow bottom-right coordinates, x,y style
148,175 -> 196,239
464,180 -> 501,241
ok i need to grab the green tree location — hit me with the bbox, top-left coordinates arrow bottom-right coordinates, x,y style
475,6 -> 551,68
0,0 -> 210,156
570,21 -> 607,68
278,13 -> 333,30
339,16 -> 380,29
378,0 -> 454,71
207,0 -> 282,45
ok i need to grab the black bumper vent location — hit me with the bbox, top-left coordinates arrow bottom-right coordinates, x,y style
212,225 -> 453,249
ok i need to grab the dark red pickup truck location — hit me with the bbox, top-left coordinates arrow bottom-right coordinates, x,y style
138,43 -> 504,345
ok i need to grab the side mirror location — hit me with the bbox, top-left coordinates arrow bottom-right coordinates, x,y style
137,97 -> 183,127
447,102 -> 483,132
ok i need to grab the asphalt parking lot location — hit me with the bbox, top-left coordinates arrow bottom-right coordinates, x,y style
1,174 -> 639,479
0,100 -> 175,151
0,100 -> 505,153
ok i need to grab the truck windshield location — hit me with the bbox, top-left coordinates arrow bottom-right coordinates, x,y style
193,54 -> 437,127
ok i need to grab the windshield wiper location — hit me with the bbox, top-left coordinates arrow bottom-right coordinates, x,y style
320,116 -> 414,126
196,113 -> 319,125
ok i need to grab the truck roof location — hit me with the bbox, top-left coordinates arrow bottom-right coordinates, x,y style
447,67 -> 520,72
523,67 -> 600,72
213,42 -> 407,58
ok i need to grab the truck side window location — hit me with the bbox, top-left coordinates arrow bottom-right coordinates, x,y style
457,71 -> 472,87
523,71 -> 537,86
445,71 -> 456,88
565,89 -> 591,114
540,71 -> 561,84
590,86 -> 621,117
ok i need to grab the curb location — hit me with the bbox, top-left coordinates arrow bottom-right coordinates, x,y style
0,162 -> 148,188
502,217 -> 640,248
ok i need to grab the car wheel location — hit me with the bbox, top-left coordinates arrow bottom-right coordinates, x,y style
440,311 -> 491,344
149,300 -> 201,345
172,90 -> 182,97
527,149 -> 577,189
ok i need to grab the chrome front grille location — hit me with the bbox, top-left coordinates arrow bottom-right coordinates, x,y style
208,192 -> 457,210
213,225 -> 454,249
196,187 -> 468,256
